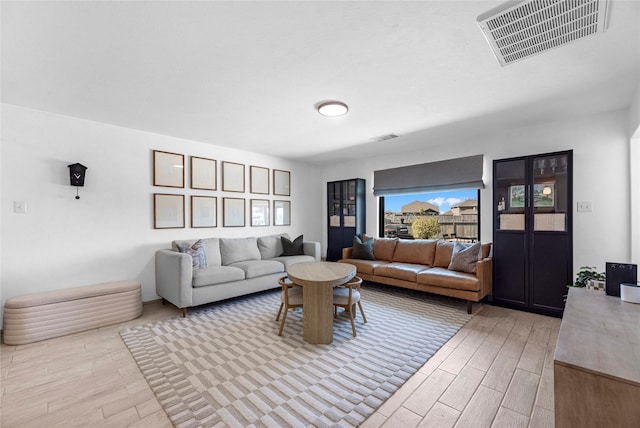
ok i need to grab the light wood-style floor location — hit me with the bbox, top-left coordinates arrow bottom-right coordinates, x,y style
0,299 -> 560,427
362,304 -> 560,428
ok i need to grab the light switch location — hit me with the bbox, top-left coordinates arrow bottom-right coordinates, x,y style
14,201 -> 27,213
577,201 -> 592,212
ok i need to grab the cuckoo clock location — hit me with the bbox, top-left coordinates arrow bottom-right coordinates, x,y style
67,163 -> 87,199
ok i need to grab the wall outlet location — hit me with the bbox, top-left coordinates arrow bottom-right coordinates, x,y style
577,201 -> 592,212
13,201 -> 27,213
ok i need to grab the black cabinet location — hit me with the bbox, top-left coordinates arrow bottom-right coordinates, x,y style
327,179 -> 366,262
492,151 -> 572,317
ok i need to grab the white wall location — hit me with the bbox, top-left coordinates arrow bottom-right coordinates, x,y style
321,109 -> 632,276
0,104 -> 322,327
631,136 -> 639,266
629,82 -> 640,266
1,104 -> 635,330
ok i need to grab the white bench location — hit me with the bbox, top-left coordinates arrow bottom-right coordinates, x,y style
3,281 -> 142,345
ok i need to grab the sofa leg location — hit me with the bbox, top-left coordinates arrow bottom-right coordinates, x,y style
181,307 -> 187,317
466,301 -> 472,314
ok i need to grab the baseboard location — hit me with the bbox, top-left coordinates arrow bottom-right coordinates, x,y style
143,298 -> 163,307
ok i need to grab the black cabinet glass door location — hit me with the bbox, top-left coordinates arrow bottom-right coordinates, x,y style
493,158 -> 528,307
327,179 -> 365,261
493,151 -> 572,317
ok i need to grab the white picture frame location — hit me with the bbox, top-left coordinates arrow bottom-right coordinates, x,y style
250,165 -> 269,194
191,196 -> 217,228
153,150 -> 184,188
273,169 -> 290,196
274,200 -> 291,226
190,156 -> 216,190
154,193 -> 185,229
222,161 -> 245,192
250,199 -> 270,226
223,197 -> 245,227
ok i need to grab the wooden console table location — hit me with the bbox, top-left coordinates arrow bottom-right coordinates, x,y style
554,287 -> 640,427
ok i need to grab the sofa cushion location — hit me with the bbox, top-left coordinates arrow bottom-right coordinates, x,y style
417,267 -> 480,292
392,239 -> 436,266
176,239 -> 208,269
257,234 -> 289,259
229,260 -> 284,279
352,235 -> 375,260
281,235 -> 304,256
481,243 -> 492,259
270,255 -> 315,269
373,237 -> 398,261
433,240 -> 456,268
374,263 -> 429,282
192,265 -> 245,287
338,259 -> 390,275
220,237 -> 261,265
172,238 -> 222,266
201,238 -> 223,266
448,242 -> 481,274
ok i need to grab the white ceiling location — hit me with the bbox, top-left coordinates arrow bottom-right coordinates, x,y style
2,1 -> 639,165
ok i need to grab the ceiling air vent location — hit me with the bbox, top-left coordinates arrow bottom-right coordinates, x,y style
371,134 -> 399,142
477,0 -> 610,66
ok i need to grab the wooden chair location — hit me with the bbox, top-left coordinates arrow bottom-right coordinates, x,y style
275,276 -> 303,336
333,276 -> 367,337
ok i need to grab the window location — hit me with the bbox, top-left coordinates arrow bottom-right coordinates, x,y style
380,189 -> 480,242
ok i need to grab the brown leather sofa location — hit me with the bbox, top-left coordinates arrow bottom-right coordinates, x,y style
338,238 -> 492,314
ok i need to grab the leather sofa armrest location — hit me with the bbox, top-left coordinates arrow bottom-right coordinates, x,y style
303,241 -> 321,261
155,249 -> 194,309
342,247 -> 353,260
476,257 -> 493,298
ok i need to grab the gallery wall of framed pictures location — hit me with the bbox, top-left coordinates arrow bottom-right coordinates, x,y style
151,149 -> 291,229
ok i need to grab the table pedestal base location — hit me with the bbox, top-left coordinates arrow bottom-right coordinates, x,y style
303,283 -> 334,344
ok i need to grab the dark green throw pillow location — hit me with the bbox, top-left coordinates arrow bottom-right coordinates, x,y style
351,235 -> 375,260
281,235 -> 304,256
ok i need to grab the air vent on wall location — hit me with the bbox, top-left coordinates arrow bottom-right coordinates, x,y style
477,0 -> 610,66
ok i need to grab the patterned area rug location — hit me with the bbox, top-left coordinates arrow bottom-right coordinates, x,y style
120,284 -> 472,427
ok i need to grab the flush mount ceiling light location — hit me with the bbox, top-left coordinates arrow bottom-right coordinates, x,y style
317,101 -> 348,117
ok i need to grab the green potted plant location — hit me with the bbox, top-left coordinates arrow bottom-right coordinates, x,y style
565,266 -> 605,302
573,266 -> 605,289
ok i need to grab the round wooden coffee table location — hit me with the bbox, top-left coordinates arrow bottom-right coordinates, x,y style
287,261 -> 356,344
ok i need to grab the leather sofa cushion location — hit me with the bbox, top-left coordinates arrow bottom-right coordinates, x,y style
192,266 -> 245,287
229,260 -> 284,279
220,237 -> 261,265
338,259 -> 389,275
373,238 -> 399,261
433,241 -> 455,268
417,267 -> 480,292
393,239 -> 437,266
374,263 -> 428,282
481,243 -> 492,259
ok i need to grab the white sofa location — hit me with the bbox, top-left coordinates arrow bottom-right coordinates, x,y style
155,234 -> 320,316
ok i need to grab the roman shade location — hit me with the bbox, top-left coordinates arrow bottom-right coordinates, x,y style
373,155 -> 484,196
